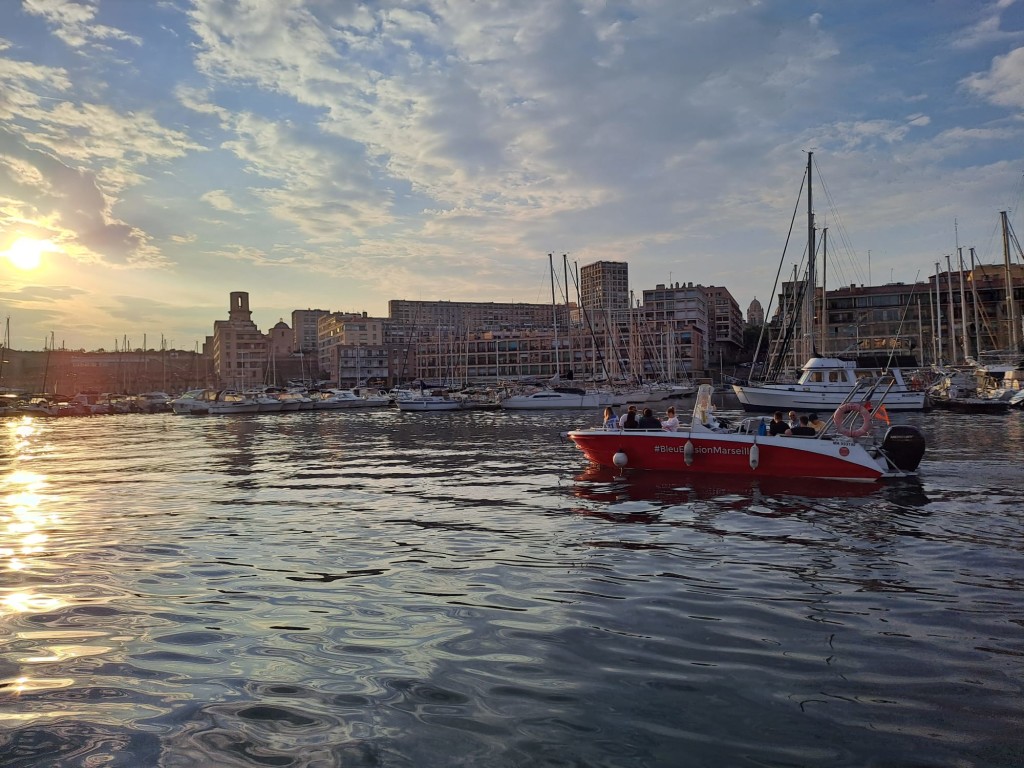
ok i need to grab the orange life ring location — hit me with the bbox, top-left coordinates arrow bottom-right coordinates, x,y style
833,402 -> 872,438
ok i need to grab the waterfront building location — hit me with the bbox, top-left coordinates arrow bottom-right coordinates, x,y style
579,261 -> 630,321
404,325 -> 621,387
388,299 -> 566,332
637,283 -> 709,381
763,260 -> 1024,370
822,282 -> 923,362
705,285 -> 745,364
291,309 -> 328,353
965,263 -> 1024,357
211,292 -> 270,389
0,347 -> 205,395
317,312 -> 391,387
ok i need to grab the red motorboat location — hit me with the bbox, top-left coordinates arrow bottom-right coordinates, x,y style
565,385 -> 925,483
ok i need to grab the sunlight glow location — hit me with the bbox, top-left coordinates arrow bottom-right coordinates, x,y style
4,238 -> 49,271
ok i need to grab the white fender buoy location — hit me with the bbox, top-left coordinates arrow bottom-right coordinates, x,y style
613,451 -> 628,468
684,440 -> 694,466
749,442 -> 760,470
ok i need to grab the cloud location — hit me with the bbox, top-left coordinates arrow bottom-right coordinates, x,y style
952,0 -> 1023,49
0,43 -> 204,266
23,0 -> 141,49
0,130 -> 165,267
201,189 -> 243,213
2,0 -> 1024,351
962,46 -> 1024,109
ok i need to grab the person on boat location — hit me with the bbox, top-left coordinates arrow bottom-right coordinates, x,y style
788,415 -> 816,437
620,405 -> 640,430
603,406 -> 618,430
638,407 -> 661,429
662,406 -> 680,432
787,410 -> 800,429
768,411 -> 790,436
808,412 -> 826,433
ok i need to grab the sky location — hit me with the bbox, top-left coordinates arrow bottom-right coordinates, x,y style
1,0 -> 1023,352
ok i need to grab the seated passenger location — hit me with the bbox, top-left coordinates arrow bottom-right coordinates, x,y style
768,411 -> 790,436
662,406 -> 680,432
602,406 -> 618,430
638,407 -> 662,429
620,405 -> 640,430
808,412 -> 826,433
789,415 -> 816,436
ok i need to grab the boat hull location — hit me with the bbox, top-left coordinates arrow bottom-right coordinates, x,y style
501,393 -> 607,409
566,429 -> 887,481
398,399 -> 461,411
732,384 -> 926,412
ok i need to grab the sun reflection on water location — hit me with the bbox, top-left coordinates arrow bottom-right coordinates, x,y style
3,470 -> 54,567
2,426 -> 66,618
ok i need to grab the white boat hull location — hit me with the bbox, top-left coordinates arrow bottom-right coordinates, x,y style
398,398 -> 461,411
501,391 -> 609,410
732,384 -> 927,412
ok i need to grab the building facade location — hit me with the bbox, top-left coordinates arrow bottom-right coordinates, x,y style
387,299 -> 566,331
291,309 -> 329,353
579,261 -> 629,324
211,292 -> 269,389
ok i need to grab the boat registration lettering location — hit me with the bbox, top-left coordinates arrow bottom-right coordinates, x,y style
654,444 -> 748,456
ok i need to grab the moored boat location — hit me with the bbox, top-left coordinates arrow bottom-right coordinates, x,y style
169,389 -> 211,415
732,356 -> 927,412
501,386 -> 611,410
565,384 -> 926,482
397,390 -> 461,411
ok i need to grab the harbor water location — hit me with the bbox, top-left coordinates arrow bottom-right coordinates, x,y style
1,408 -> 1023,767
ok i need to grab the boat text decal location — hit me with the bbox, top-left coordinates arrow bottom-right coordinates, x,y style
654,444 -> 749,455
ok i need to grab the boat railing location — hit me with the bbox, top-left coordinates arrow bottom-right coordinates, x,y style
820,377 -> 895,438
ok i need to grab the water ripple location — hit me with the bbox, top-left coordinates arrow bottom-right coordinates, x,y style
1,409 -> 1022,765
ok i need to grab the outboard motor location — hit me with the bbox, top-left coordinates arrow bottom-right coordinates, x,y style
879,425 -> 926,472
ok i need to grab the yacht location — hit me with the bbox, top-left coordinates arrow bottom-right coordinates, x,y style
732,356 -> 927,412
500,386 -> 612,410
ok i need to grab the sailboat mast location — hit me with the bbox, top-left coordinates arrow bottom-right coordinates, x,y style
549,253 -> 559,378
806,151 -> 816,360
563,253 -> 572,380
945,253 -> 957,364
1001,211 -> 1020,351
970,247 -> 982,354
934,262 -> 943,366
820,227 -> 827,355
957,248 -> 970,362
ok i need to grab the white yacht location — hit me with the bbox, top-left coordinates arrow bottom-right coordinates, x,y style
732,357 -> 927,412
397,392 -> 462,411
500,387 -> 611,410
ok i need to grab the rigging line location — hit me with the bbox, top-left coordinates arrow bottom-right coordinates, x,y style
751,163 -> 808,372
1007,217 -> 1024,264
567,259 -> 614,382
811,155 -> 866,286
1005,170 -> 1024,229
882,270 -> 921,373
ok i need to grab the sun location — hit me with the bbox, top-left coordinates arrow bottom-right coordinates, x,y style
4,238 -> 49,271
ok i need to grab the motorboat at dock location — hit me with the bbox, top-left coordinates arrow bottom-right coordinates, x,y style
732,356 -> 927,412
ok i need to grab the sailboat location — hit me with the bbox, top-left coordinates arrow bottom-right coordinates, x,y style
500,254 -> 613,410
731,153 -> 927,412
